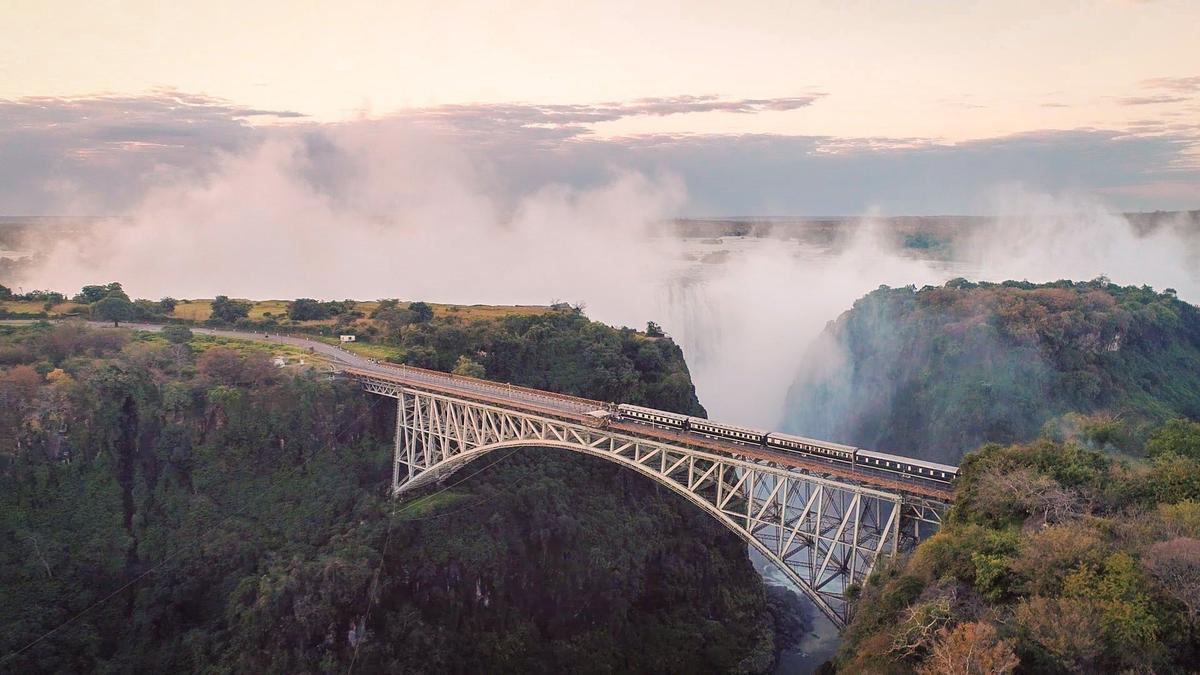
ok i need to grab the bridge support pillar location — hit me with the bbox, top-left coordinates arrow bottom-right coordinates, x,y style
392,396 -> 403,497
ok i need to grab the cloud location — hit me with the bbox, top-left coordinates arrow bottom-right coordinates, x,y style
543,128 -> 1200,214
0,91 -> 1197,217
0,91 -> 302,214
1116,75 -> 1200,106
393,94 -> 825,142
1117,94 -> 1190,106
1140,75 -> 1200,92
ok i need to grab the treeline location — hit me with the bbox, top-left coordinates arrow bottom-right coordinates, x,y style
0,281 -> 176,324
837,415 -> 1200,673
0,313 -> 786,672
784,278 -> 1200,463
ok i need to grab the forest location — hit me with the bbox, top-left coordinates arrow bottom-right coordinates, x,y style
0,315 -> 798,673
784,278 -> 1200,464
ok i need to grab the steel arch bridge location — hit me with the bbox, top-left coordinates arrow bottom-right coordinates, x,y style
347,368 -> 949,627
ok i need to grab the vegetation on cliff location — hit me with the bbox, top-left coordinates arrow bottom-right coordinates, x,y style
838,419 -> 1200,673
806,279 -> 1200,673
785,279 -> 1200,463
0,314 -> 785,673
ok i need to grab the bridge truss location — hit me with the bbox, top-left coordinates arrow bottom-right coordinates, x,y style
359,378 -> 945,627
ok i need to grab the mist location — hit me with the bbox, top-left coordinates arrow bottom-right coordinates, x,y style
13,124 -> 1200,430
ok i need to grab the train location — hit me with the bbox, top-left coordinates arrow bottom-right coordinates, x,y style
614,403 -> 958,485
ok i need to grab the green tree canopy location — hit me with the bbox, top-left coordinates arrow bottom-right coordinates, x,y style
1146,419 -> 1200,460
287,298 -> 325,321
210,295 -> 252,323
74,282 -> 125,304
451,355 -> 486,378
408,301 -> 434,323
91,292 -> 134,326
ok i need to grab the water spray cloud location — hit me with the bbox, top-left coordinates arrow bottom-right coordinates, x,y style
16,126 -> 1200,430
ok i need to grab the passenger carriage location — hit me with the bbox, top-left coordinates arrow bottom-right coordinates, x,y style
614,402 -> 958,485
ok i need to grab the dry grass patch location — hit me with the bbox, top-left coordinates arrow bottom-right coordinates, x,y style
0,300 -> 87,315
431,303 -> 549,321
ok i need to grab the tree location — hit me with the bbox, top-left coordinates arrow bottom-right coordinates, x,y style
370,299 -> 400,318
645,321 -> 665,338
1147,419 -> 1200,460
157,297 -> 178,314
197,348 -> 273,386
408,301 -> 434,323
373,306 -> 415,339
918,622 -> 1019,675
0,365 -> 42,410
74,284 -> 108,304
91,290 -> 134,326
452,356 -> 486,379
160,324 -> 194,344
1014,596 -> 1102,672
74,282 -> 124,304
288,298 -> 327,321
970,465 -> 1084,527
210,296 -> 251,323
0,283 -> 12,300
1142,537 -> 1200,629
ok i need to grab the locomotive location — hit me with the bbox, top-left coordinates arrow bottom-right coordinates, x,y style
615,403 -> 957,484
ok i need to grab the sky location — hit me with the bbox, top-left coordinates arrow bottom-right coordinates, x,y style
1,0 -> 1198,216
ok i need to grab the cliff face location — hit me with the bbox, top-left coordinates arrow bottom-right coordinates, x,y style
0,317 -> 783,674
775,280 -> 1200,674
783,279 -> 1200,464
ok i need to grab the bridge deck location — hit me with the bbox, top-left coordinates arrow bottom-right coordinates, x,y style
340,363 -> 955,502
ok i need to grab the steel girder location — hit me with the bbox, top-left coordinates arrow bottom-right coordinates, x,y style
362,382 -> 945,627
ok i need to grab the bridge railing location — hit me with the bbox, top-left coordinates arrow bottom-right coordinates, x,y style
350,359 -> 612,413
345,367 -> 955,502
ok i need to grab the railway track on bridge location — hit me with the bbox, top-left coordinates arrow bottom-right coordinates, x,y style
339,363 -> 955,503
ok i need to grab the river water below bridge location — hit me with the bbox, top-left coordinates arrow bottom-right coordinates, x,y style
748,548 -> 840,673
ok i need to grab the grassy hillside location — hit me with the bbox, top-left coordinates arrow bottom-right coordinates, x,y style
784,279 -> 1200,464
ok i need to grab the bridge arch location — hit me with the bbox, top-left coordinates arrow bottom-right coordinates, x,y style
362,382 -> 946,627
403,437 -> 855,621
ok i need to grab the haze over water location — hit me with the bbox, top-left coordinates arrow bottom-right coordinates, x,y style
649,209 -> 1199,431
10,203 -> 1199,433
